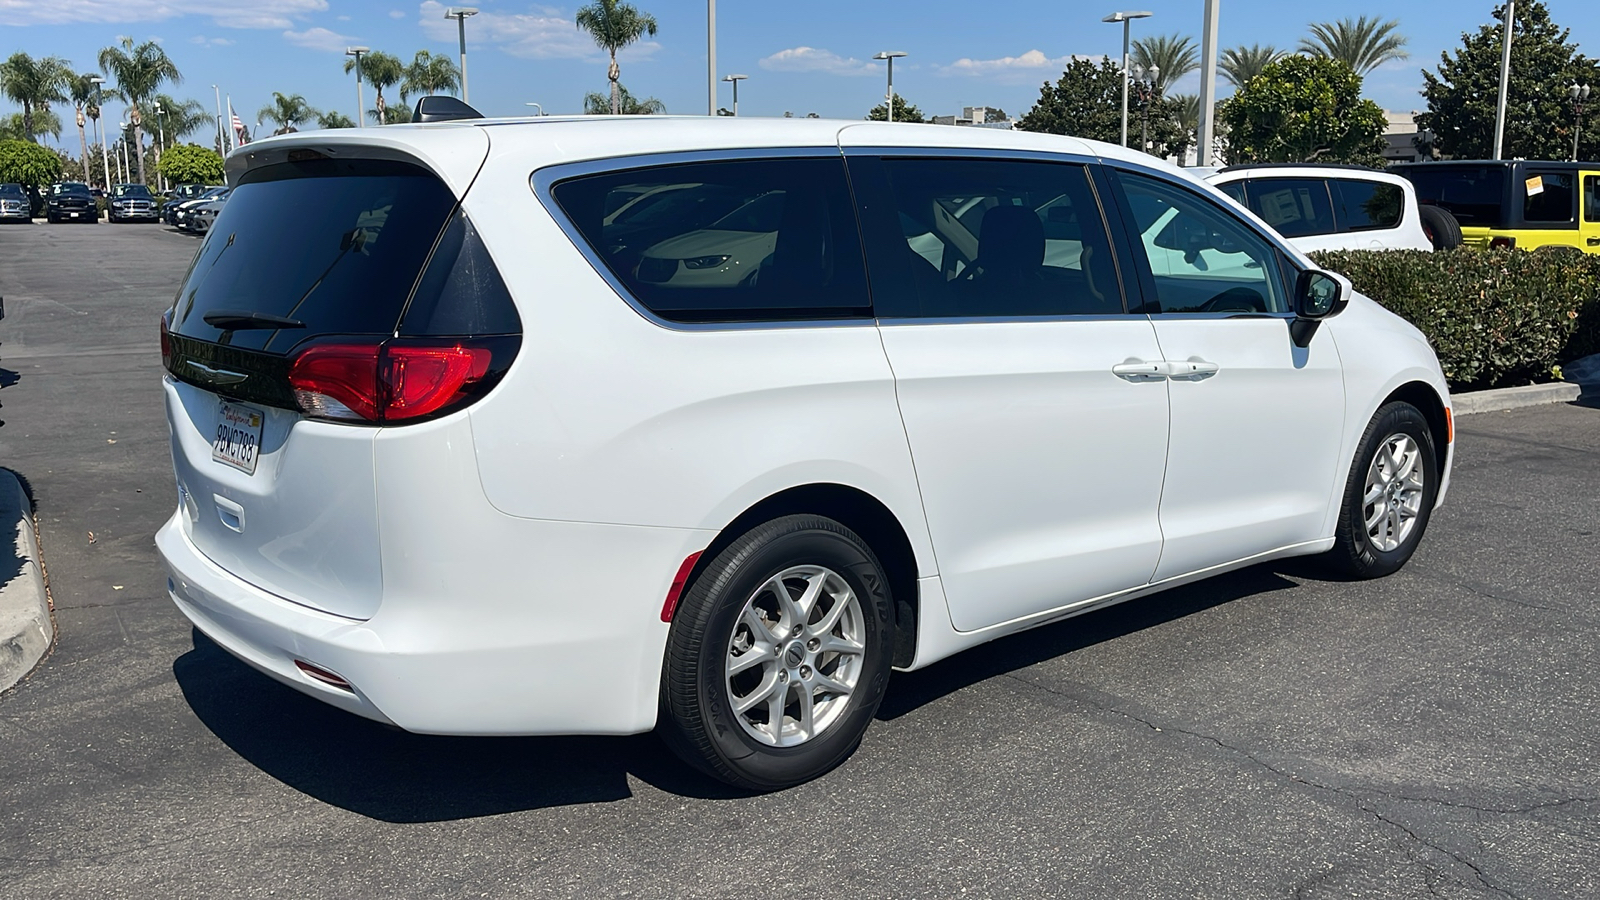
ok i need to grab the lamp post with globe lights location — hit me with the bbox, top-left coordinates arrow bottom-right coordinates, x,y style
1571,83 -> 1591,162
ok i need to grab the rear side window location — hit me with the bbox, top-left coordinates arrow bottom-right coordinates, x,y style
1332,179 -> 1403,231
1245,178 -> 1336,237
550,157 -> 870,323
1523,171 -> 1575,223
1400,166 -> 1506,225
1586,175 -> 1600,223
168,158 -> 462,352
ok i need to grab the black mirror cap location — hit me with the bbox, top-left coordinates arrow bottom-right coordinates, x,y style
1294,269 -> 1350,321
413,96 -> 485,124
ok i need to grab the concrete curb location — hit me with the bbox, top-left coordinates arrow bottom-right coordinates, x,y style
0,469 -> 51,694
1451,382 -> 1585,416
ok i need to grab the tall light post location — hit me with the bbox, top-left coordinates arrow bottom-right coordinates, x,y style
707,0 -> 717,116
1130,63 -> 1160,154
117,120 -> 129,184
212,84 -> 225,153
1102,10 -> 1153,148
1197,0 -> 1220,165
443,9 -> 478,103
346,47 -> 370,126
722,74 -> 748,116
91,76 -> 110,192
1493,0 -> 1515,160
873,51 -> 908,122
525,102 -> 544,116
153,100 -> 167,191
1571,83 -> 1591,162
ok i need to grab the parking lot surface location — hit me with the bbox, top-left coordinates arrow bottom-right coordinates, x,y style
1,223 -> 1596,899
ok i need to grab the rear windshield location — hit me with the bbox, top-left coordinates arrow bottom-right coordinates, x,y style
168,158 -> 459,353
1398,166 -> 1506,225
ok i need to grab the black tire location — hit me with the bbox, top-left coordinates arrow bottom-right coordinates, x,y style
660,514 -> 895,790
1323,402 -> 1439,579
1418,205 -> 1462,251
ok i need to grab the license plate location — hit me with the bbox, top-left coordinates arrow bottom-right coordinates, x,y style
212,401 -> 264,475
69,212 -> 80,218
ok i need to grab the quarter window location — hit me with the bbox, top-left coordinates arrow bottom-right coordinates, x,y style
1332,179 -> 1403,231
550,158 -> 870,323
1244,178 -> 1336,238
1116,171 -> 1288,315
867,158 -> 1123,318
1523,172 -> 1576,223
1584,175 -> 1600,223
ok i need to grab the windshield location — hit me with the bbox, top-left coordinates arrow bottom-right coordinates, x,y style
0,184 -> 22,196
169,158 -> 457,353
52,183 -> 90,196
113,185 -> 153,199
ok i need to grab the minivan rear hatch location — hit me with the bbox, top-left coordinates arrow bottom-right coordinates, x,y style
162,130 -> 518,620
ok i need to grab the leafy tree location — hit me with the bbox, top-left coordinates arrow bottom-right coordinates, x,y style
344,50 -> 404,125
98,37 -> 181,184
866,93 -> 926,122
1017,57 -> 1188,157
401,50 -> 460,101
1299,16 -> 1409,76
0,138 -> 64,186
157,143 -> 224,185
1132,33 -> 1199,93
258,92 -> 319,135
152,95 -> 211,142
575,0 -> 658,115
371,103 -> 412,125
0,52 -> 72,143
984,107 -> 1009,123
1418,1 -> 1600,160
317,110 -> 356,129
0,109 -> 62,142
1219,55 -> 1387,165
583,83 -> 664,114
1219,44 -> 1287,88
1170,93 -> 1200,160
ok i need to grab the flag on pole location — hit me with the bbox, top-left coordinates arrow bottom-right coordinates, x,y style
229,101 -> 246,147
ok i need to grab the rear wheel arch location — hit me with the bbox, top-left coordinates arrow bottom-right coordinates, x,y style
688,484 -> 921,668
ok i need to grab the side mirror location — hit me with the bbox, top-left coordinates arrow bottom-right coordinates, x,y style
1289,269 -> 1350,348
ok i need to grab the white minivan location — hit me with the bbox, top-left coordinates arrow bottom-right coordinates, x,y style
1205,165 -> 1445,252
157,114 -> 1453,789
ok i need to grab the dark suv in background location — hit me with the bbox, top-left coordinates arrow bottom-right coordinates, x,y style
109,184 -> 160,223
45,182 -> 97,223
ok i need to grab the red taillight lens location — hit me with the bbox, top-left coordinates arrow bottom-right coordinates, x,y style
1489,236 -> 1516,250
287,340 -> 501,424
159,308 -> 173,370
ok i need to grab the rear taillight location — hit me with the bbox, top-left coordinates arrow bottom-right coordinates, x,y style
1489,236 -> 1516,250
287,338 -> 509,425
159,308 -> 173,370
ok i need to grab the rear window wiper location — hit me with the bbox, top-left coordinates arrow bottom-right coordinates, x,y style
202,309 -> 307,330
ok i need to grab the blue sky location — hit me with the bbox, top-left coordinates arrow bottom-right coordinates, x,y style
3,0 -> 1599,146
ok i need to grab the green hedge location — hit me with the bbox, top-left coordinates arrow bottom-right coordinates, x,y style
1310,248 -> 1600,391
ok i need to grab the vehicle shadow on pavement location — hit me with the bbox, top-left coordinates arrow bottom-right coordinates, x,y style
173,630 -> 756,823
877,563 -> 1302,721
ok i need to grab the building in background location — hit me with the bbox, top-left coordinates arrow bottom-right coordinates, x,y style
1383,112 -> 1429,164
932,106 -> 1015,129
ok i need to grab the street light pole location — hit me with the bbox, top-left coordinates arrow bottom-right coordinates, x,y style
1131,64 -> 1159,154
1103,10 -> 1153,148
212,84 -> 225,153
873,51 -> 908,122
154,101 -> 166,191
444,9 -> 479,103
525,102 -> 544,116
1493,0 -> 1515,160
707,0 -> 717,116
91,76 -> 110,191
1571,83 -> 1591,162
346,47 -> 370,126
117,120 -> 128,184
722,74 -> 747,116
1196,0 -> 1220,165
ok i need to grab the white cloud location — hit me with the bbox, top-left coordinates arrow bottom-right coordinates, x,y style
0,0 -> 328,29
336,14 -> 350,21
941,50 -> 1100,84
189,34 -> 236,46
389,9 -> 405,18
282,26 -> 353,52
759,47 -> 878,77
417,1 -> 656,61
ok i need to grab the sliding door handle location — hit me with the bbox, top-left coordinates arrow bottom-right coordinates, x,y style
1112,360 -> 1166,380
1165,358 -> 1220,380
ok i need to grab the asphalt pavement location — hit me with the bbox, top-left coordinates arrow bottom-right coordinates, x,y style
1,222 -> 1597,899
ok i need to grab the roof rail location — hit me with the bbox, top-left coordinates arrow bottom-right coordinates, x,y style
413,96 -> 484,124
1215,162 -> 1380,174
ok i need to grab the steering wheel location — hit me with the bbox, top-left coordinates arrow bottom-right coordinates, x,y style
1199,287 -> 1264,313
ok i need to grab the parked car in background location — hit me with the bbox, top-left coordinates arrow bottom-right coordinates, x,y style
108,183 -> 160,223
1205,165 -> 1448,252
1390,159 -> 1600,253
171,187 -> 228,231
162,184 -> 218,225
177,188 -> 230,234
0,183 -> 30,223
45,182 -> 97,223
157,118 -> 1453,791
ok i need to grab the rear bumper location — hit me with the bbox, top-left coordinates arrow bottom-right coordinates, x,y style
157,486 -> 714,736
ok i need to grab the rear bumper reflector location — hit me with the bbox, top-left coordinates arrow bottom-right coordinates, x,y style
294,659 -> 355,692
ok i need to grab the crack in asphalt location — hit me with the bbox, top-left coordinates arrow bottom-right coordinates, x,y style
1404,563 -> 1562,613
1000,672 -> 1534,900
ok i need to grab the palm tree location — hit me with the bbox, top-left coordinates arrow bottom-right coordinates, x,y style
575,0 -> 658,115
1219,44 -> 1287,88
1298,16 -> 1408,76
69,73 -> 106,172
151,95 -> 210,141
316,110 -> 356,129
1131,34 -> 1198,95
369,104 -> 412,125
583,83 -> 665,115
0,52 -> 73,143
401,51 -> 460,102
343,50 -> 403,125
258,92 -> 319,135
98,37 -> 182,183
0,109 -> 63,142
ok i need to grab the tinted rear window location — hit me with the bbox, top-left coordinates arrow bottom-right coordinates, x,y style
550,157 -> 871,323
1398,166 -> 1506,225
1245,178 -> 1336,237
168,158 -> 458,352
1523,171 -> 1575,223
1332,179 -> 1403,231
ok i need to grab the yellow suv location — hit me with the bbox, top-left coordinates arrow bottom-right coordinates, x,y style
1390,160 -> 1600,253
